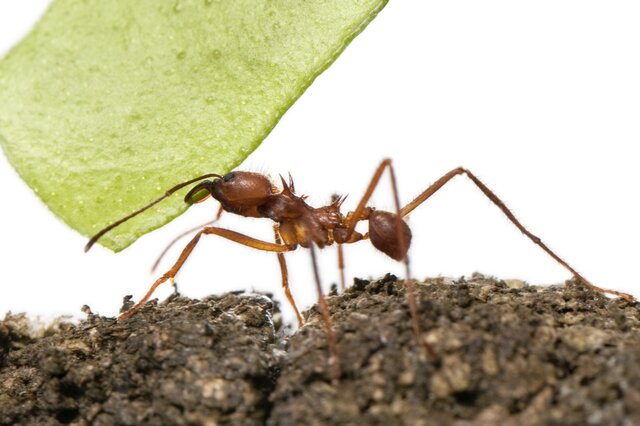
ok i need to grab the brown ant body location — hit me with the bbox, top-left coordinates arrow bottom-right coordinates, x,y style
86,159 -> 635,383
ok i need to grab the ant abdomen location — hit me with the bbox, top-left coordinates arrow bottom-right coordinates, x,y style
368,210 -> 412,261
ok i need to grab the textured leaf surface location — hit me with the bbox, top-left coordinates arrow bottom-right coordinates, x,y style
0,0 -> 387,251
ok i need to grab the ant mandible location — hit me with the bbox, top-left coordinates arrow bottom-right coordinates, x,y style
85,159 -> 635,383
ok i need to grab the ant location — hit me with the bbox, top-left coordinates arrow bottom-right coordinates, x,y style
85,159 -> 635,384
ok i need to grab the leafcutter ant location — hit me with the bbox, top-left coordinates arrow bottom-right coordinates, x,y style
86,159 -> 635,383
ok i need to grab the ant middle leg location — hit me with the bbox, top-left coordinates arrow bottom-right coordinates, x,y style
309,242 -> 341,385
273,225 -> 304,327
118,226 -> 295,319
330,194 -> 347,292
337,243 -> 346,291
400,167 -> 635,302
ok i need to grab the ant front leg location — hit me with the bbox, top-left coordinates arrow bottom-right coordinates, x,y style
118,226 -> 294,319
400,167 -> 636,302
151,205 -> 225,273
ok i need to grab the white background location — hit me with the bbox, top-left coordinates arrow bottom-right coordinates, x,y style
1,1 -> 639,325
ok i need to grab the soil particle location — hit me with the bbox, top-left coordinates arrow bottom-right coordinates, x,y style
2,274 -> 640,425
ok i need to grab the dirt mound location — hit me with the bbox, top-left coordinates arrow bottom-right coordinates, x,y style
2,274 -> 639,425
0,293 -> 281,425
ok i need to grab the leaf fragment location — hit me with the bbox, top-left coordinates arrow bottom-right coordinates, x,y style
0,0 -> 388,250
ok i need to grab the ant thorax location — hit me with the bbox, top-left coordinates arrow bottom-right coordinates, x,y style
260,189 -> 347,249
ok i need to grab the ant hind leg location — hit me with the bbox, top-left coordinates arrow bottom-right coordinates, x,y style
400,167 -> 635,302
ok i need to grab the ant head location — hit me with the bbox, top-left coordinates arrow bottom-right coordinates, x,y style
211,171 -> 275,217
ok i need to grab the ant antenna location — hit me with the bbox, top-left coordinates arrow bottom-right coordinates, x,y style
85,173 -> 221,252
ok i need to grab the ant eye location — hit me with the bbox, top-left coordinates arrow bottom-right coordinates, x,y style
222,172 -> 236,182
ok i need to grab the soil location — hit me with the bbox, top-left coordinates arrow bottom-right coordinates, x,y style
2,274 -> 639,425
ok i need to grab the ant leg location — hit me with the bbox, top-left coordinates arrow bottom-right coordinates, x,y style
309,242 -> 341,385
169,278 -> 179,296
119,226 -> 295,319
337,244 -> 346,291
273,225 -> 304,327
119,231 -> 206,319
347,159 -> 435,358
151,205 -> 224,273
345,159 -> 394,236
330,193 -> 347,292
400,167 -> 635,302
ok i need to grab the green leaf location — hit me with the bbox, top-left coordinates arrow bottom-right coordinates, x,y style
0,0 -> 387,251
